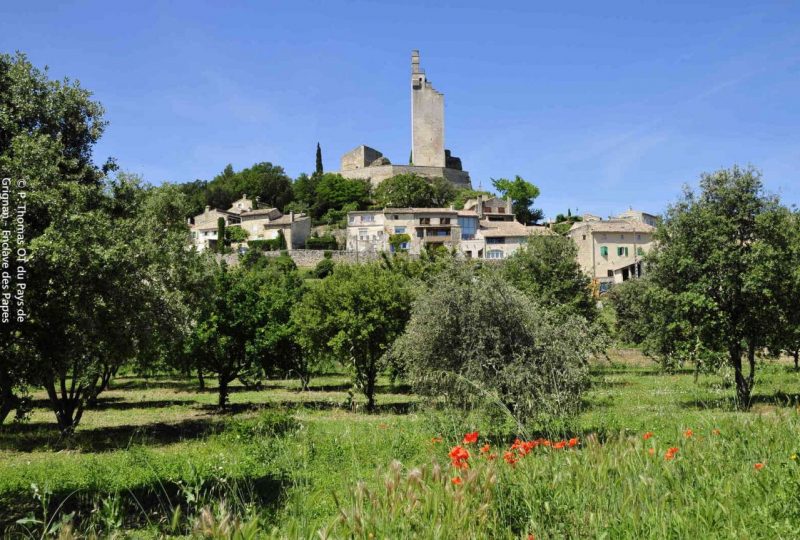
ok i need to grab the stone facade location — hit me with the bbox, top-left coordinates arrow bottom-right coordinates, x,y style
339,164 -> 471,188
567,217 -> 655,285
340,145 -> 385,172
346,206 -> 552,259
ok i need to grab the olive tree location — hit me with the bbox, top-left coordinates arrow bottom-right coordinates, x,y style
394,266 -> 602,425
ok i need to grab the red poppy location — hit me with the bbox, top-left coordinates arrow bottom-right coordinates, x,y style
510,438 -> 523,450
503,451 -> 518,465
463,431 -> 479,444
451,476 -> 462,485
553,440 -> 567,449
568,437 -> 580,448
754,463 -> 764,471
684,429 -> 693,438
643,432 -> 654,441
487,453 -> 497,461
664,447 -> 679,460
449,445 -> 470,469
648,448 -> 655,456
480,443 -> 491,454
711,429 -> 721,436
527,535 -> 535,540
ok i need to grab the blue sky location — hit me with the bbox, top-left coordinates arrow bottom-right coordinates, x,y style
2,1 -> 799,219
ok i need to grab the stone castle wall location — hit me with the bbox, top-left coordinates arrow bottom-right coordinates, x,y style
340,164 -> 470,188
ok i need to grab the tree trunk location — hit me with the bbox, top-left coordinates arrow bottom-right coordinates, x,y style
364,353 -> 377,413
218,375 -> 229,410
794,350 -> 799,371
730,344 -> 752,410
44,370 -> 86,436
197,369 -> 205,391
0,371 -> 19,424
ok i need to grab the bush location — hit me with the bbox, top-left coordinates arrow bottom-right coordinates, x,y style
394,266 -> 600,426
305,234 -> 338,250
312,257 -> 335,279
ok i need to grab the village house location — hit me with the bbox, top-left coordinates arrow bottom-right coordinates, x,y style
347,194 -> 552,259
190,194 -> 311,251
567,209 -> 656,290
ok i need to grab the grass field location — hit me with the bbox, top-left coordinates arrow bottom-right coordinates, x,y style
1,351 -> 799,538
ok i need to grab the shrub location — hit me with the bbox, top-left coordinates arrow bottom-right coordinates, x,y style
305,234 -> 338,250
394,266 -> 600,426
312,257 -> 335,279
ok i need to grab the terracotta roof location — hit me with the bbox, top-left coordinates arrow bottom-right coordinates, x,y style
569,219 -> 655,234
383,208 -> 458,215
479,220 -> 530,238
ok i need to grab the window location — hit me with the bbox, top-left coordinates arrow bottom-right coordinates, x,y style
440,217 -> 451,225
498,207 -> 505,213
358,228 -> 369,240
636,247 -> 644,256
459,216 -> 477,240
617,246 -> 629,256
362,214 -> 374,223
600,246 -> 608,257
395,226 -> 406,234
636,234 -> 641,241
582,235 -> 586,240
486,249 -> 504,259
392,214 -> 399,220
620,234 -> 625,240
419,217 -> 431,225
487,237 -> 505,244
349,216 -> 356,224
607,270 -> 614,277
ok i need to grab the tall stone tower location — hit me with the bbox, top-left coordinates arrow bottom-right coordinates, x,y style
411,50 -> 445,167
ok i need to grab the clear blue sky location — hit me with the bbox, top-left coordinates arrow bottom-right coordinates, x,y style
2,1 -> 799,219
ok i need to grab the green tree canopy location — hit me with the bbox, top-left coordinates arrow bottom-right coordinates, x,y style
312,173 -> 371,219
292,263 -> 413,410
647,165 -> 793,407
492,175 -> 543,224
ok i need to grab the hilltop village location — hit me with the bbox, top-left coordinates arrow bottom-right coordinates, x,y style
189,51 -> 655,289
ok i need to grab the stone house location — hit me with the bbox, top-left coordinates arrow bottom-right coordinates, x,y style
189,194 -> 311,251
567,217 -> 655,287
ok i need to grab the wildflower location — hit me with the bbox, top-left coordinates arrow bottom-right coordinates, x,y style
503,451 -> 518,465
449,446 -> 470,469
487,453 -> 497,461
451,476 -> 463,485
754,463 -> 764,471
463,431 -> 479,444
648,448 -> 655,456
480,443 -> 491,454
711,429 -> 721,436
510,438 -> 523,450
527,535 -> 535,540
684,429 -> 693,438
431,437 -> 443,444
553,440 -> 567,449
643,432 -> 654,441
791,454 -> 797,461
568,437 -> 580,448
664,447 -> 679,460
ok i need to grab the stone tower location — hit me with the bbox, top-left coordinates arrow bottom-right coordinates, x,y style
411,50 -> 445,167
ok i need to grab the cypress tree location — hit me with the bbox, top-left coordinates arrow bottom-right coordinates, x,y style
217,217 -> 226,253
315,142 -> 323,175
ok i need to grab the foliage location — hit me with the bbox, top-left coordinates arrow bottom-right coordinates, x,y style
373,174 -> 455,208
502,235 -> 596,322
312,174 -> 371,220
305,233 -> 338,250
315,142 -> 323,176
646,165 -> 793,407
225,225 -> 249,243
606,278 -> 656,346
292,263 -> 414,410
491,175 -> 543,224
312,257 -> 335,279
185,261 -> 304,408
770,209 -> 800,369
178,162 -> 294,216
395,266 -> 597,426
388,233 -> 411,252
216,217 -> 226,253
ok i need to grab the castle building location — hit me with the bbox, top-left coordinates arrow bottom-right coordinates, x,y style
338,51 -> 471,188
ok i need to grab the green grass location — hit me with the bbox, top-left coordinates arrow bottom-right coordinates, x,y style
1,352 -> 799,538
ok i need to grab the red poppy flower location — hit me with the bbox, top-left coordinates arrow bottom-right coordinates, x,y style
553,440 -> 567,449
754,463 -> 764,471
527,535 -> 535,540
568,437 -> 579,448
451,476 -> 462,485
480,443 -> 491,454
503,451 -> 518,465
664,447 -> 679,460
643,432 -> 654,441
487,453 -> 497,461
449,445 -> 470,469
684,429 -> 693,438
648,448 -> 655,455
510,438 -> 523,450
463,431 -> 479,444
